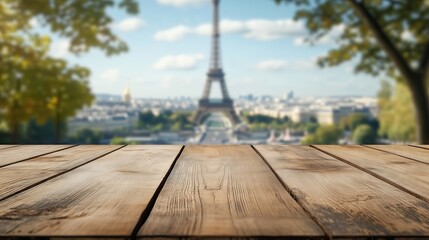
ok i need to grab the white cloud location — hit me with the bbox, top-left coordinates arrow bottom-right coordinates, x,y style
291,58 -> 317,70
255,60 -> 289,71
244,19 -> 305,40
100,68 -> 120,81
294,24 -> 345,46
154,25 -> 192,41
50,39 -> 70,58
154,54 -> 204,70
255,58 -> 317,71
157,0 -> 210,7
154,19 -> 305,41
115,17 -> 145,32
221,20 -> 247,34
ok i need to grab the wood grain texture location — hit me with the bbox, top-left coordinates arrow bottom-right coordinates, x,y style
316,145 -> 429,201
138,145 -> 323,238
255,145 -> 429,237
0,145 -> 17,150
0,145 -> 72,168
0,145 -> 121,201
0,145 -> 182,238
368,145 -> 429,164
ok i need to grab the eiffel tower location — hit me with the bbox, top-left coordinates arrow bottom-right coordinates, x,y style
194,0 -> 241,125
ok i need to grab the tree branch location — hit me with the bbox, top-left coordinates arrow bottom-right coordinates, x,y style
419,42 -> 429,79
347,0 -> 416,81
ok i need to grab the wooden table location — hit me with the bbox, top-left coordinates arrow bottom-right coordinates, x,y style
0,144 -> 429,239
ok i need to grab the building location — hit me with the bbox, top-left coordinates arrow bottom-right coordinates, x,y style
317,106 -> 372,125
123,86 -> 131,104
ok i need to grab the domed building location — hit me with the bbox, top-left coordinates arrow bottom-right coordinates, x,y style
123,86 -> 131,104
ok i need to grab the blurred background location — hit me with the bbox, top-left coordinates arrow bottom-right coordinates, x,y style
1,0 -> 428,145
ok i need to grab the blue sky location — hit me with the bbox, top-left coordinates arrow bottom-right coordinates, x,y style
49,0 -> 381,98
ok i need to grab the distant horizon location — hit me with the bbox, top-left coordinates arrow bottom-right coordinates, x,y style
94,92 -> 377,100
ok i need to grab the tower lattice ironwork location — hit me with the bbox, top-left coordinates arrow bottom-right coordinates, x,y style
194,0 -> 240,125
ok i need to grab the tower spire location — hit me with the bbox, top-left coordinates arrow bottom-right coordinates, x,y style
210,0 -> 221,70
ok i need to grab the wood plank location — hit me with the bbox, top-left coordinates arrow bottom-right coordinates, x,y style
0,145 -> 121,201
0,145 -> 18,150
255,145 -> 429,237
0,145 -> 182,238
138,145 -> 323,238
411,145 -> 429,150
316,145 -> 429,202
0,145 -> 73,168
368,145 -> 429,164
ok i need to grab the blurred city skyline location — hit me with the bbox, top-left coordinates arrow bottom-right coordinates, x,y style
38,0 -> 380,99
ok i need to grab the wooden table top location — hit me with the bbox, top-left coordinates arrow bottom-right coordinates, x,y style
0,144 -> 428,239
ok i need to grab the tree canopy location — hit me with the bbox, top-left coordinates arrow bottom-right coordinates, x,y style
378,80 -> 416,142
275,0 -> 429,143
301,125 -> 342,144
353,124 -> 377,144
0,0 -> 139,143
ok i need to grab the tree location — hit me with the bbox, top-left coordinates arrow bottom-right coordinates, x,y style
110,137 -> 127,145
2,0 -> 138,55
340,113 -> 368,131
275,0 -> 429,143
378,80 -> 416,142
353,124 -> 377,144
0,0 -> 139,143
340,112 -> 379,133
110,137 -> 138,145
69,128 -> 101,144
24,119 -> 56,143
301,125 -> 342,144
305,122 -> 319,134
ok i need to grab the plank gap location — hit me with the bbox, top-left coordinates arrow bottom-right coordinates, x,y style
0,145 -> 125,203
364,145 -> 429,166
409,144 -> 429,151
0,145 -> 19,151
311,145 -> 429,204
130,145 -> 185,240
250,145 -> 332,240
0,145 -> 78,168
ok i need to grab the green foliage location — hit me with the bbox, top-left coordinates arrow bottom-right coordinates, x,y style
24,119 -> 56,143
353,124 -> 377,144
69,128 -> 101,144
340,113 -> 367,131
244,114 -> 291,130
110,137 -> 127,145
273,0 -> 429,143
301,125 -> 342,144
246,114 -> 277,124
305,122 -> 319,134
274,0 -> 429,77
137,111 -> 195,132
110,137 -> 138,145
308,116 -> 318,124
378,80 -> 416,142
0,0 -> 139,143
2,0 -> 139,55
340,113 -> 379,132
